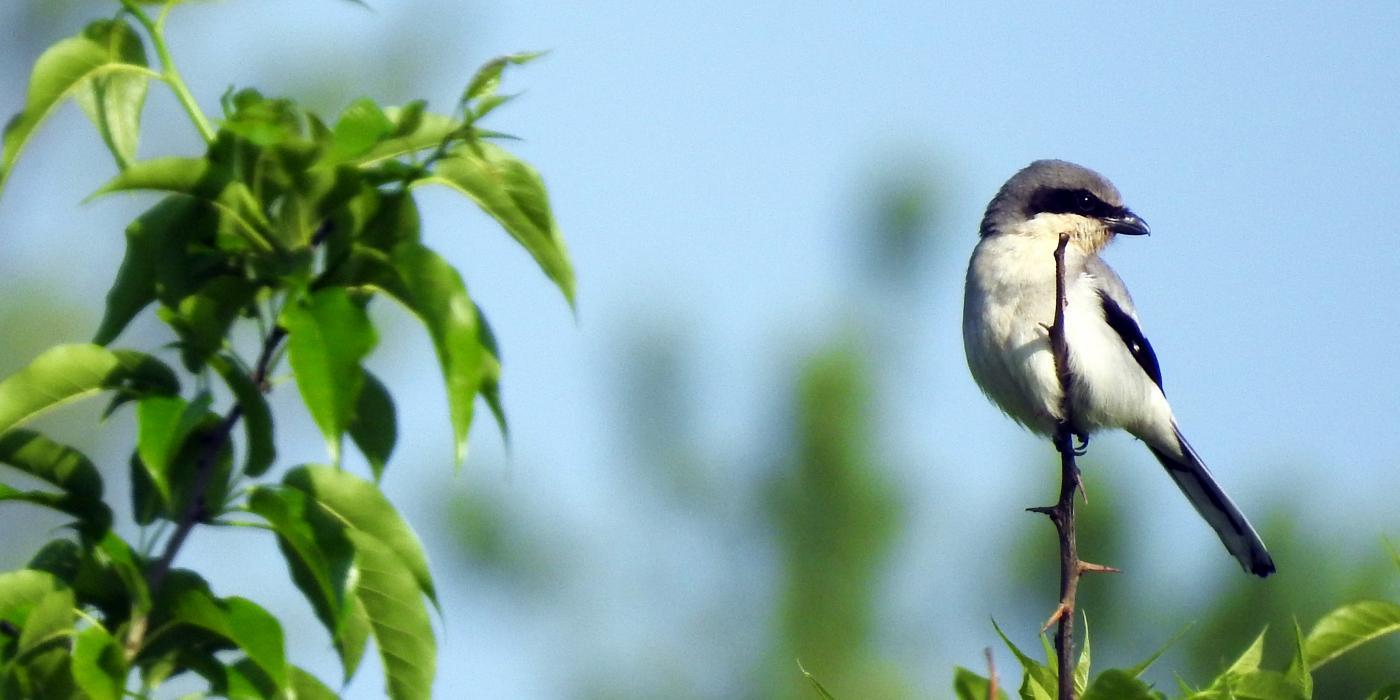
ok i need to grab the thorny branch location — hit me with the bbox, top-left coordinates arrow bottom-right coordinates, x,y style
1026,233 -> 1119,699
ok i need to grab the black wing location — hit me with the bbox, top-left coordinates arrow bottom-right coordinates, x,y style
1097,289 -> 1163,391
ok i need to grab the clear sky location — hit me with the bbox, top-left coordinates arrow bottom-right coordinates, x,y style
1,1 -> 1398,697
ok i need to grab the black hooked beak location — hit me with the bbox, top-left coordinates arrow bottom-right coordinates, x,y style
1104,209 -> 1150,236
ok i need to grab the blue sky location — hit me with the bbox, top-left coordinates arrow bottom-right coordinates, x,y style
1,1 -> 1398,696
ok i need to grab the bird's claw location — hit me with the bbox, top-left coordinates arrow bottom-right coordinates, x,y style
1073,431 -> 1089,456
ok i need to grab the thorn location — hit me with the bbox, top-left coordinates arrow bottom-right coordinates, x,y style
1078,561 -> 1121,575
1041,602 -> 1071,633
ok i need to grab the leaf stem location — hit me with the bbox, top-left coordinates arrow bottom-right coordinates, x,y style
121,0 -> 216,144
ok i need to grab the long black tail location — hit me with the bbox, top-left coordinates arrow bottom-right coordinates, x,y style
1148,427 -> 1275,577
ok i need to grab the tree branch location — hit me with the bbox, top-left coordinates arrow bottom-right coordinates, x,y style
1026,233 -> 1118,700
146,325 -> 287,592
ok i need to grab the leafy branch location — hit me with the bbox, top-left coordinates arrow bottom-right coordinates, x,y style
0,3 -> 571,698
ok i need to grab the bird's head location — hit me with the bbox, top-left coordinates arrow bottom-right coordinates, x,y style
979,159 -> 1150,254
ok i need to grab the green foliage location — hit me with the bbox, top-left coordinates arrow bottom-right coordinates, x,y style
950,564 -> 1400,700
0,2 -> 569,697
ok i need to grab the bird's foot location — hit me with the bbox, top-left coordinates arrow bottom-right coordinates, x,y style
1073,431 -> 1089,456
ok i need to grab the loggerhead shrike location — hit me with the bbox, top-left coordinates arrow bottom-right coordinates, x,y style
962,159 -> 1275,577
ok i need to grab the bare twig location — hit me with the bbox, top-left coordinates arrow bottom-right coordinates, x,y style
985,647 -> 1000,700
1025,233 -> 1118,699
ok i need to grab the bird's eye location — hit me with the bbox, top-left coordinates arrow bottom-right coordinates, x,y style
1076,192 -> 1096,213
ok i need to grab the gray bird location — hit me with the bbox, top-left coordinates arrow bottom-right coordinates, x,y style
962,159 -> 1275,577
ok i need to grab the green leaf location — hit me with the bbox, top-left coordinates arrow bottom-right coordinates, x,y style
954,666 -> 1009,700
285,465 -> 436,607
990,619 -> 1056,700
1080,670 -> 1162,700
476,305 -> 508,441
210,355 -> 275,477
248,486 -> 365,682
71,625 -> 126,700
348,370 -> 396,480
160,275 -> 258,371
349,530 -> 435,700
0,430 -> 101,501
93,196 -> 219,345
798,660 -> 837,700
422,142 -> 575,306
94,532 -> 151,614
1286,619 -> 1312,700
15,582 -> 74,657
289,666 -> 341,700
0,19 -> 159,197
0,569 -> 64,643
388,242 -> 485,465
0,430 -> 112,533
90,157 -> 275,254
153,573 -> 288,690
463,51 -> 545,105
1305,601 -> 1400,670
135,393 -> 212,506
221,89 -> 302,148
1223,628 -> 1268,679
352,109 -> 459,166
1229,670 -> 1308,700
331,97 -> 396,161
1075,618 -> 1091,695
0,344 -> 178,435
282,288 -> 377,462
72,20 -> 150,169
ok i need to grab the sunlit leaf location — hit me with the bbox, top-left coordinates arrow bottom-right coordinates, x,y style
0,19 -> 159,198
14,585 -> 74,661
388,242 -> 484,464
421,142 -> 575,305
1229,670 -> 1308,700
210,355 -> 275,477
0,345 -> 178,436
463,51 -> 545,105
72,20 -> 150,169
289,666 -> 341,700
348,370 -> 396,481
282,288 -> 377,462
285,465 -> 435,606
331,97 -> 395,161
349,530 -> 434,700
248,486 -> 365,681
1074,618 -> 1091,695
71,625 -> 126,700
352,109 -> 459,167
1306,600 -> 1400,675
990,619 -> 1056,700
